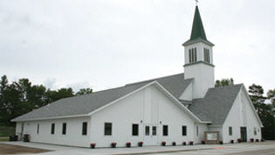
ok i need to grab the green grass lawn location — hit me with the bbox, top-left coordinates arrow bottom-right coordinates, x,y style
0,126 -> 15,137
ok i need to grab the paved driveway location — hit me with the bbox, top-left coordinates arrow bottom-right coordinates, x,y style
1,141 -> 274,155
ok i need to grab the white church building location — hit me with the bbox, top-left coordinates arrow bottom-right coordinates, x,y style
12,6 -> 263,148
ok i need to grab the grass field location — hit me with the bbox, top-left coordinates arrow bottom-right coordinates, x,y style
0,126 -> 15,137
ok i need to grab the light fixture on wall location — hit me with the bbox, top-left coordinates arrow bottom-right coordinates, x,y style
140,120 -> 143,123
160,121 -> 162,124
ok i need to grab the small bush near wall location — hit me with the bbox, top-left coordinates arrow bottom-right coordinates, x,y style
126,142 -> 131,148
111,142 -> 116,148
250,138 -> 254,142
230,140 -> 234,144
237,138 -> 242,143
219,141 -> 223,144
189,141 -> 193,145
201,140 -> 205,144
172,142 -> 176,146
182,141 -> 186,145
161,141 -> 166,146
90,143 -> 96,149
256,139 -> 259,142
138,142 -> 143,147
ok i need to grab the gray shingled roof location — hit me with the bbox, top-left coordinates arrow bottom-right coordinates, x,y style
189,84 -> 243,125
12,73 -> 192,122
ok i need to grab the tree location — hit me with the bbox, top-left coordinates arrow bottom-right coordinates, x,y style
248,84 -> 274,140
0,75 -> 9,125
75,88 -> 93,96
267,89 -> 275,105
215,78 -> 234,87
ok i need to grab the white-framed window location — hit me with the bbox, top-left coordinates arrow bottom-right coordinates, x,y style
254,127 -> 257,135
204,48 -> 210,63
82,122 -> 88,135
62,123 -> 67,135
51,123 -> 55,134
189,48 -> 197,63
182,126 -> 187,136
132,124 -> 139,136
163,125 -> 168,136
229,126 -> 233,136
37,124 -> 39,134
104,122 -> 112,136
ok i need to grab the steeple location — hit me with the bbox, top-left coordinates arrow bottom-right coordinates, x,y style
190,6 -> 207,41
183,6 -> 214,46
182,5 -> 215,99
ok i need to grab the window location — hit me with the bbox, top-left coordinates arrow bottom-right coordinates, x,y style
204,48 -> 210,63
182,126 -> 187,136
254,127 -> 257,135
189,48 -> 197,63
145,126 -> 150,136
104,123 -> 112,136
152,126 -> 157,136
229,126 -> 232,136
82,122 -> 87,135
62,123 -> 67,135
132,124 -> 139,136
37,124 -> 39,134
196,126 -> 199,136
163,125 -> 168,136
51,123 -> 55,134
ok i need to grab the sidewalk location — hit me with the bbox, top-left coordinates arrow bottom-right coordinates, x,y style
1,141 -> 274,155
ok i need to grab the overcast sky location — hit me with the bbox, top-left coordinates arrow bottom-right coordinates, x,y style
0,0 -> 274,94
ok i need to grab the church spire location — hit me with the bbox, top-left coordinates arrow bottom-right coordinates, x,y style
183,6 -> 213,46
190,6 -> 207,41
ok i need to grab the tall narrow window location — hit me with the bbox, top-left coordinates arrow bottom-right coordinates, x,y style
62,123 -> 67,135
189,48 -> 197,63
229,126 -> 233,136
254,127 -> 257,135
204,48 -> 210,63
196,126 -> 199,136
145,126 -> 150,136
182,126 -> 187,136
132,124 -> 139,136
51,123 -> 55,134
163,125 -> 168,136
37,124 -> 39,134
82,122 -> 87,135
152,126 -> 157,136
104,123 -> 112,136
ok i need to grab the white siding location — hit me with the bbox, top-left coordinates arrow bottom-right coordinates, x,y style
16,117 -> 91,147
222,87 -> 262,143
90,85 -> 199,147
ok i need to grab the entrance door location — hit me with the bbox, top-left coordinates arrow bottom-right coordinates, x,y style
144,124 -> 158,145
240,127 -> 247,142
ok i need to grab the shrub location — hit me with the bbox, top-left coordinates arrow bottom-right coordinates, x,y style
90,143 -> 96,149
172,142 -> 176,146
126,142 -> 131,147
111,142 -> 117,148
161,141 -> 166,146
138,141 -> 143,147
189,141 -> 193,145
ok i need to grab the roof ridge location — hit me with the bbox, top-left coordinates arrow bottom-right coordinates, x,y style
125,73 -> 184,86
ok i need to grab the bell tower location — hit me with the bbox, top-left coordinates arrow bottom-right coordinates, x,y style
183,6 -> 215,99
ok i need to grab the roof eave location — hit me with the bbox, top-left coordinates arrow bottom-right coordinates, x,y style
183,38 -> 214,46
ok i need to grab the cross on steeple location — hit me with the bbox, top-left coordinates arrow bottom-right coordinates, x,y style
195,0 -> 198,6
